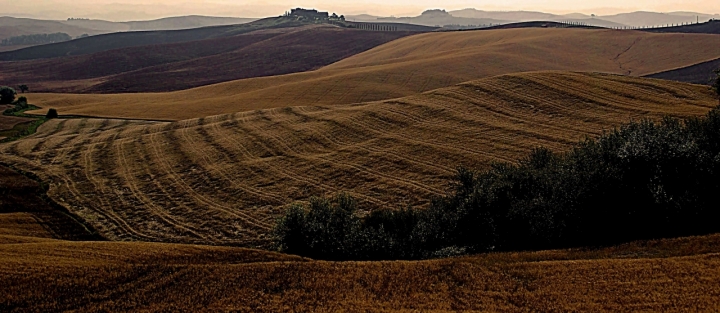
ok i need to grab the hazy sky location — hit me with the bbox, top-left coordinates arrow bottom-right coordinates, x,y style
5,0 -> 720,21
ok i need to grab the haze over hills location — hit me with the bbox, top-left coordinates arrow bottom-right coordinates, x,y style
349,9 -> 720,28
600,11 -> 720,27
372,9 -> 508,27
20,28 -> 720,119
0,15 -> 256,40
0,18 -> 311,61
0,25 -> 419,93
0,16 -> 106,40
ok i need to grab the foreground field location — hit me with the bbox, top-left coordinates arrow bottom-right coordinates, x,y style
2,212 -> 720,312
0,112 -> 35,141
3,161 -> 720,311
23,28 -> 720,120
0,72 -> 716,246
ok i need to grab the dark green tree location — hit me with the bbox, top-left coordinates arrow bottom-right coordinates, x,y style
0,86 -> 16,104
15,96 -> 28,109
46,108 -> 58,119
17,85 -> 28,93
713,68 -> 720,104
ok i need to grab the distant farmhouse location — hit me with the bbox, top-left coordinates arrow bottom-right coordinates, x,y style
291,8 -> 328,19
285,8 -> 345,22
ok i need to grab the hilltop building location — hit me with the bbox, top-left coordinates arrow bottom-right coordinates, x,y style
290,8 -> 329,20
283,8 -> 345,22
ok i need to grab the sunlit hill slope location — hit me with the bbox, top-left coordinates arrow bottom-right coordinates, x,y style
23,28 -> 720,121
2,72 -> 716,246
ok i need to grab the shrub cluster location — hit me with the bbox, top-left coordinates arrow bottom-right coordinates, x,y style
3,96 -> 29,115
275,106 -> 720,260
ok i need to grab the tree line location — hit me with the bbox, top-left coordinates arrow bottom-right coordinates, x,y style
1,33 -> 72,46
275,74 -> 720,260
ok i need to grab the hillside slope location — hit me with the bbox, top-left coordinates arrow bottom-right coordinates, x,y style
0,16 -> 104,40
2,193 -> 720,311
2,159 -> 720,311
66,16 -> 256,32
643,19 -> 720,34
23,28 -> 720,120
0,16 -> 256,41
0,225 -> 720,312
0,25 -> 417,93
646,58 -> 720,85
2,72 -> 716,245
0,18 -> 306,61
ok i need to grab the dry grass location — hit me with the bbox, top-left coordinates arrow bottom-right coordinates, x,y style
0,213 -> 55,241
21,28 -> 720,120
0,107 -> 34,131
2,216 -> 720,312
0,72 -> 716,247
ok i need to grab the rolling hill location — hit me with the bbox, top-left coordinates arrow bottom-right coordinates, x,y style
0,24 -> 255,61
375,9 -> 507,27
65,15 -> 256,32
643,19 -> 720,34
3,213 -> 720,311
20,28 -> 720,120
0,16 -> 105,40
0,25 -> 419,93
0,15 -> 257,52
599,11 -> 716,28
646,58 -> 720,85
0,72 -> 720,312
0,15 -> 256,41
1,72 -> 716,246
3,155 -> 720,311
0,17 -> 311,61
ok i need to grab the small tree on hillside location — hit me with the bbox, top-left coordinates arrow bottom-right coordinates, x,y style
17,85 -> 28,93
46,108 -> 58,119
0,86 -> 16,104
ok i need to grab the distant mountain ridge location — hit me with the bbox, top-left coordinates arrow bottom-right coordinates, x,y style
349,9 -> 720,28
0,15 -> 257,41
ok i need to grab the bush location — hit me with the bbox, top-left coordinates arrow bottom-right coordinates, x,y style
14,96 -> 28,109
274,193 -> 363,260
274,106 -> 720,260
46,108 -> 58,119
0,86 -> 16,104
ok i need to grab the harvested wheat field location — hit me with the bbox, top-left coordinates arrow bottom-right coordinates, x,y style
2,215 -> 720,312
0,72 -> 716,246
23,28 -> 720,120
3,181 -> 720,313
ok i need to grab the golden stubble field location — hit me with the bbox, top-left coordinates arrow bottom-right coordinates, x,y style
0,72 -> 716,247
22,28 -> 720,120
2,213 -> 720,312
